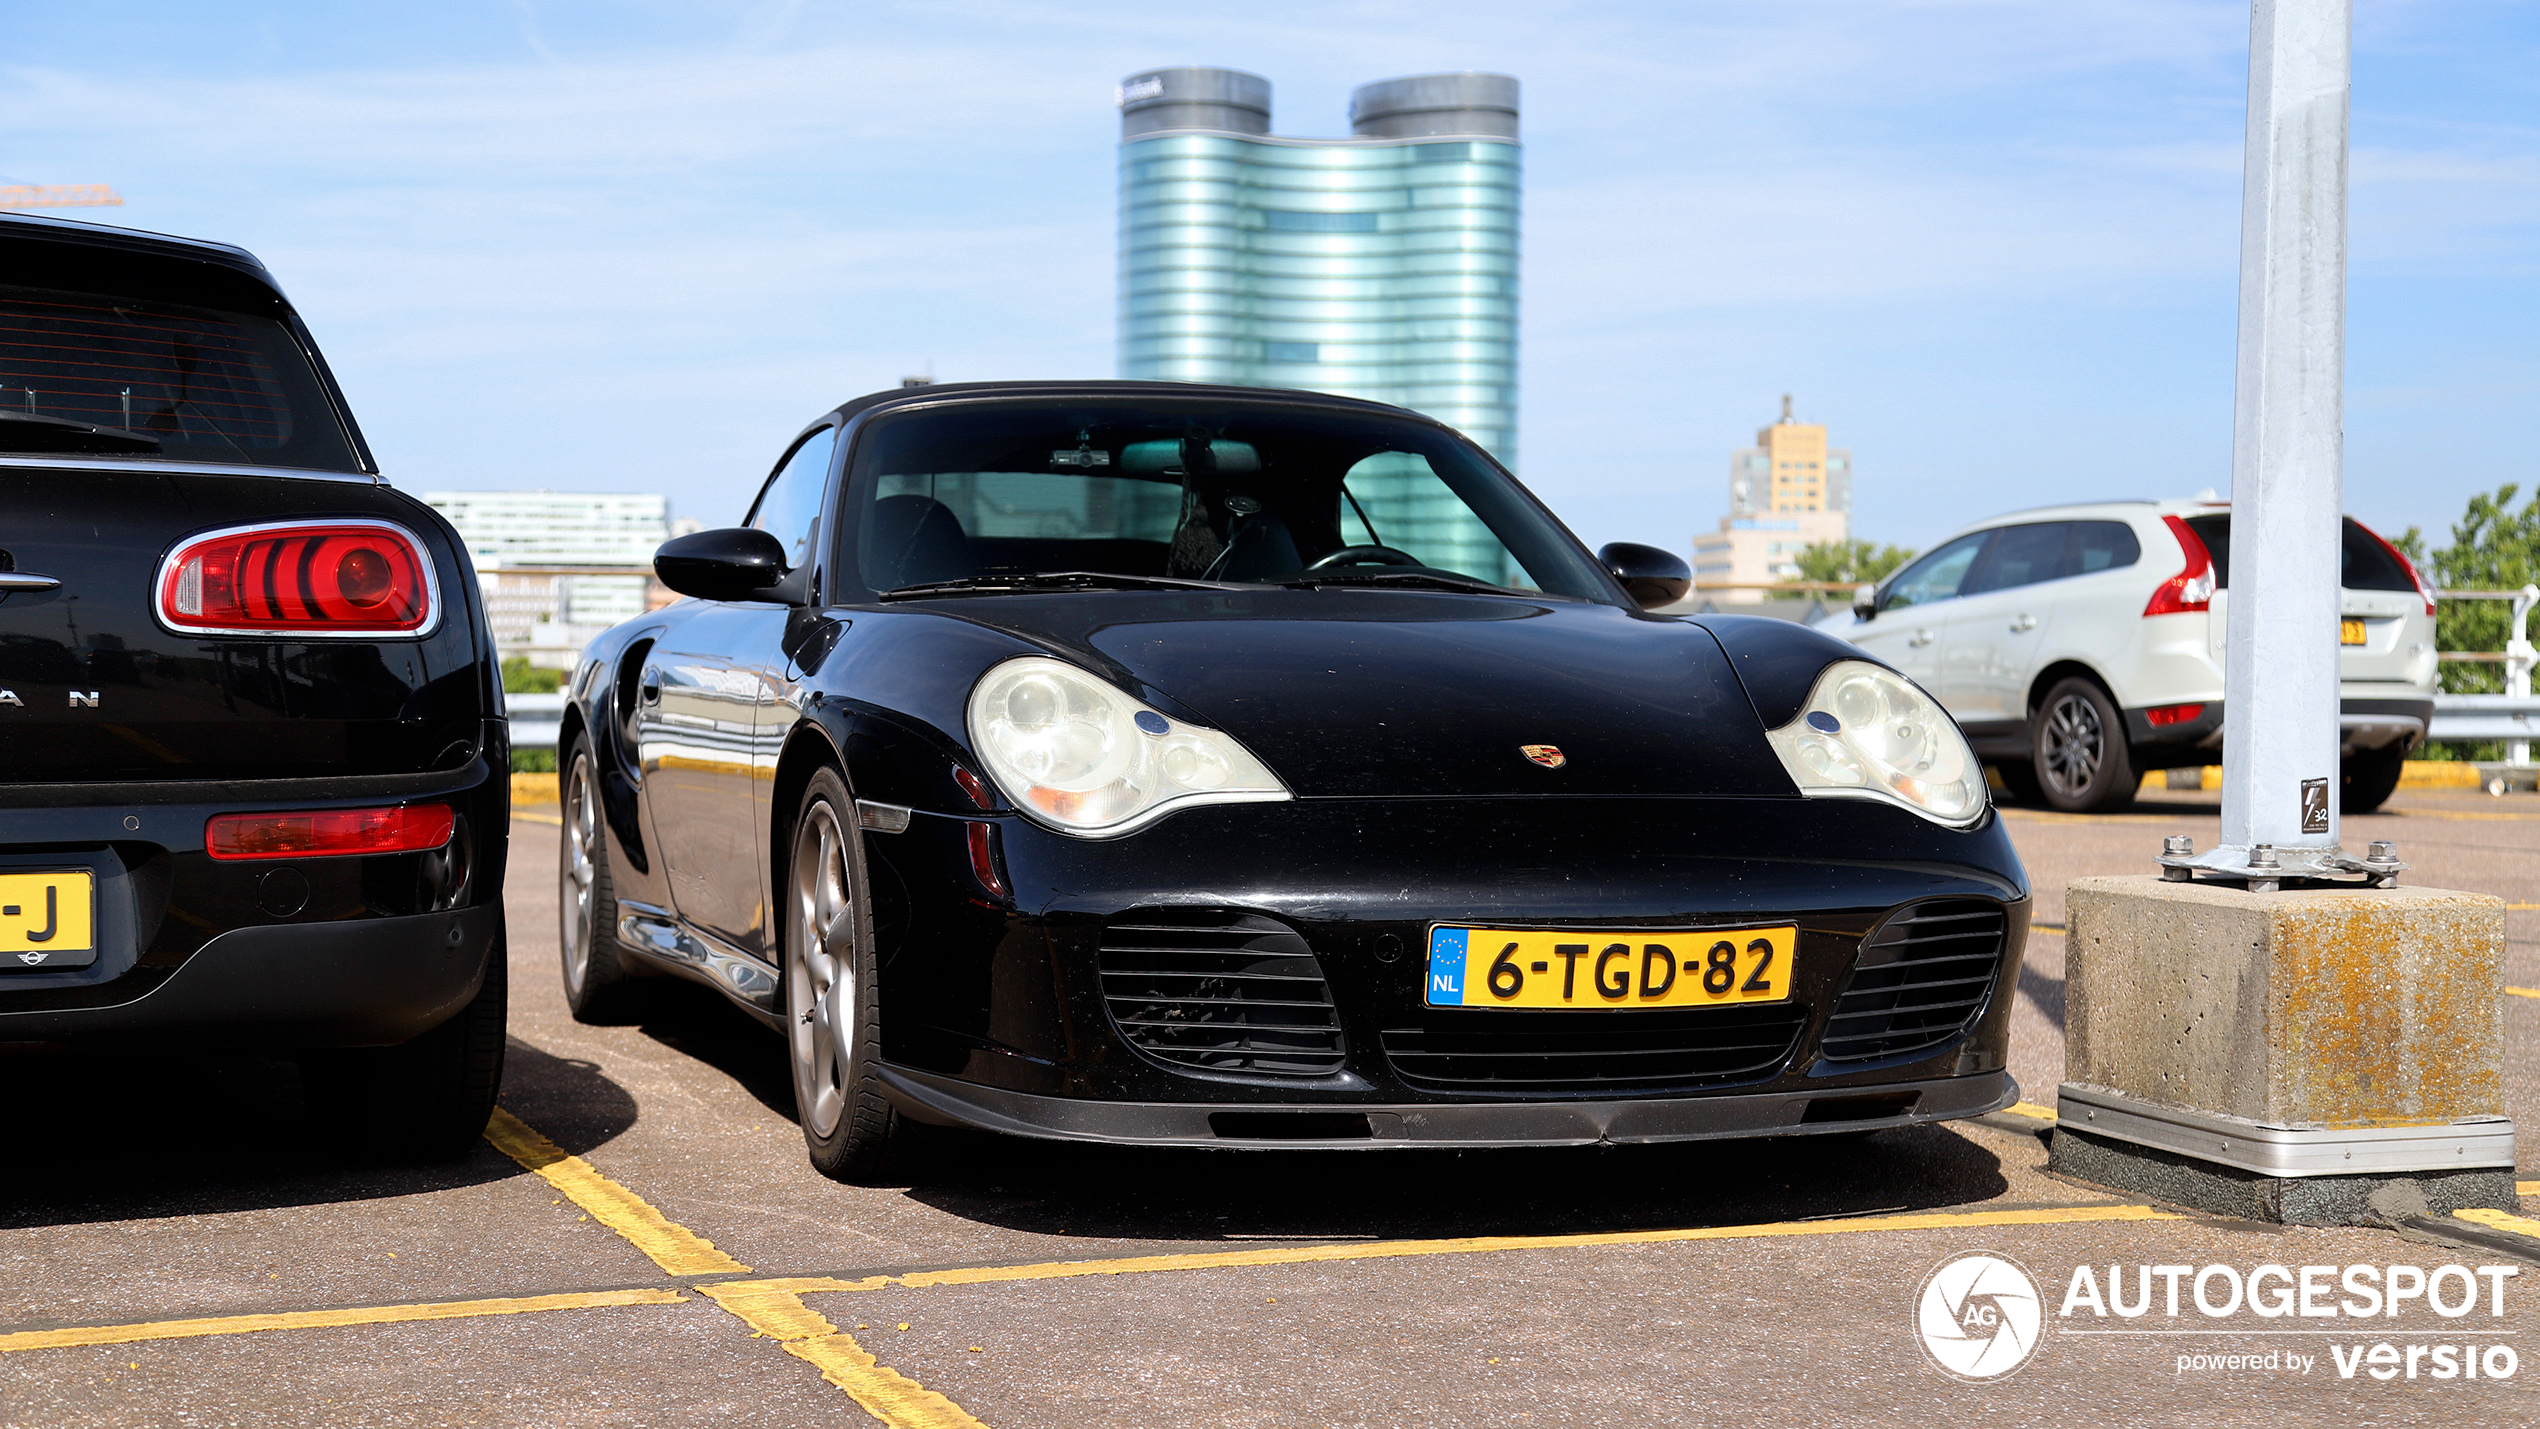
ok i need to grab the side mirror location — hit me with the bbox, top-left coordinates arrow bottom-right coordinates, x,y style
655,527 -> 789,602
1853,583 -> 1879,621
1598,541 -> 1693,610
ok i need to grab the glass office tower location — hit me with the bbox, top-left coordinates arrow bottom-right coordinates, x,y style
1116,68 -> 1521,477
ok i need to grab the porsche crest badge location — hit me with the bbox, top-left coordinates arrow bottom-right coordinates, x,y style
1520,744 -> 1566,769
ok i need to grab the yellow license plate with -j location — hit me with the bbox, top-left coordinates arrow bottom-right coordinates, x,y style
1426,925 -> 1796,1009
0,870 -> 96,969
2340,619 -> 2367,646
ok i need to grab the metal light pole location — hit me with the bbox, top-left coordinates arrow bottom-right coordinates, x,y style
2181,0 -> 2384,886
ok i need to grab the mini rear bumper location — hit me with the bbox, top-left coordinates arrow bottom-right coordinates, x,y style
0,904 -> 497,1048
880,1062 -> 2019,1148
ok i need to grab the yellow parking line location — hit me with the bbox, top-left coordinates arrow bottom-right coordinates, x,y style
2001,1102 -> 2060,1123
486,1110 -> 979,1427
514,809 -> 562,826
2520,1181 -> 2539,1196
484,1107 -> 750,1277
731,1204 -> 2178,1302
2456,1207 -> 2540,1241
0,1288 -> 682,1354
2509,987 -> 2540,1000
704,1283 -> 987,1429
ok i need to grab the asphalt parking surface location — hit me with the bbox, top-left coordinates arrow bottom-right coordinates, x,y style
6,786 -> 2540,1426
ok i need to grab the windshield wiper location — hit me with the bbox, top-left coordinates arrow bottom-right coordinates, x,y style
879,571 -> 1247,600
1277,569 -> 1513,594
0,410 -> 161,455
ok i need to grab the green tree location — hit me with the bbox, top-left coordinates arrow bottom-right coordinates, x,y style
2415,485 -> 2540,699
1793,539 -> 1917,587
501,655 -> 564,695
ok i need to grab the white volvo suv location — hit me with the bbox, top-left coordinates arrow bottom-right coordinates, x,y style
1831,499 -> 2438,813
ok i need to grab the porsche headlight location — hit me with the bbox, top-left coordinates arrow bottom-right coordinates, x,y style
966,656 -> 1289,836
1764,660 -> 1987,827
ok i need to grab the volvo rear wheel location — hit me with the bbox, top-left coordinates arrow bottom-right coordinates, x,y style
2032,677 -> 2137,813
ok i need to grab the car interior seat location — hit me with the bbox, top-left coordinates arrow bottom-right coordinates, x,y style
864,494 -> 976,590
1207,512 -> 1304,581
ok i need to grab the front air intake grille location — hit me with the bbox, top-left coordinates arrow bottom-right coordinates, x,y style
1818,900 -> 2007,1063
1382,1003 -> 1809,1093
1098,911 -> 1346,1079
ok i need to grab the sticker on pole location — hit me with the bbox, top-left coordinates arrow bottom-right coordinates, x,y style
2302,777 -> 2330,833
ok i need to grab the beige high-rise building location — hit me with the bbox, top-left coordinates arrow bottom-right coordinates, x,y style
1693,396 -> 1852,603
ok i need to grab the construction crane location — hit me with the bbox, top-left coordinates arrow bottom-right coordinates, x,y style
0,183 -> 124,211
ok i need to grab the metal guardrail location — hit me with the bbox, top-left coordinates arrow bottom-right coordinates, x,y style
2428,584 -> 2537,764
508,691 -> 568,753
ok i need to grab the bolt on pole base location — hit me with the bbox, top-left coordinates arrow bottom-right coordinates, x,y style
2153,834 -> 2402,891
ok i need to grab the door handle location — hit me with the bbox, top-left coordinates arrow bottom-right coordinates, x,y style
639,666 -> 662,704
1908,629 -> 1936,648
2011,613 -> 2037,632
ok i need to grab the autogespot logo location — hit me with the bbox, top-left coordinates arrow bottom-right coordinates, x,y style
1918,1251 -> 2045,1381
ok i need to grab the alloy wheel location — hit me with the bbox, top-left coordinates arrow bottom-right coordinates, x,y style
560,754 -> 599,990
2040,693 -> 2105,796
788,800 -> 857,1140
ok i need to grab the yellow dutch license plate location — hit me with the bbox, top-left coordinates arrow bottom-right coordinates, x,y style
2340,619 -> 2367,646
0,870 -> 95,964
1426,924 -> 1796,1009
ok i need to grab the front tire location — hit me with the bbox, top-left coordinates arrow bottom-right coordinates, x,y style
2032,676 -> 2137,813
2343,743 -> 2408,814
303,920 -> 508,1161
786,767 -> 908,1183
560,743 -> 645,1023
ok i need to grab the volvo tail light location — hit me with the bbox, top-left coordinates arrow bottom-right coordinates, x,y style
2143,515 -> 2215,617
157,520 -> 438,636
2357,520 -> 2439,616
207,803 -> 456,860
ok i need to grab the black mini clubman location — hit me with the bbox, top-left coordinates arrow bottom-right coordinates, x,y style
0,212 -> 507,1156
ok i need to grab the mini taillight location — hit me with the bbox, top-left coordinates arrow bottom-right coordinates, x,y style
2145,703 -> 2205,727
206,803 -> 456,861
2357,520 -> 2439,616
158,520 -> 437,636
2143,514 -> 2216,617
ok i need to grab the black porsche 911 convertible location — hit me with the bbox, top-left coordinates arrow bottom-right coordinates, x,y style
558,380 -> 2028,1179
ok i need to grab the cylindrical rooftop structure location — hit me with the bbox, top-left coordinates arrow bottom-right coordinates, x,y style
1119,66 -> 1272,139
1348,73 -> 1519,140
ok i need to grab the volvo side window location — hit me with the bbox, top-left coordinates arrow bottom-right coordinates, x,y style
1881,531 -> 1991,612
1964,523 -> 2069,595
747,425 -> 839,577
2068,520 -> 2141,574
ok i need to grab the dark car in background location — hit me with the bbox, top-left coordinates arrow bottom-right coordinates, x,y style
556,380 -> 2029,1181
0,213 -> 507,1157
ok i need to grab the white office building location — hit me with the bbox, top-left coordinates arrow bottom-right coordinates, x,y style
423,491 -> 674,666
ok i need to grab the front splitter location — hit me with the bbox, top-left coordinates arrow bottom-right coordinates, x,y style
878,1064 -> 2017,1149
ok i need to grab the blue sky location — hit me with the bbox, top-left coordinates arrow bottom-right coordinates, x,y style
6,1 -> 2533,554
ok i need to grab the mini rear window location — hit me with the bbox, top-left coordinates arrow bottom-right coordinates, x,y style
0,239 -> 359,470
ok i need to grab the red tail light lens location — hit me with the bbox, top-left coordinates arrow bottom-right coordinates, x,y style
2145,702 -> 2205,727
207,803 -> 456,861
158,520 -> 438,636
2143,514 -> 2216,617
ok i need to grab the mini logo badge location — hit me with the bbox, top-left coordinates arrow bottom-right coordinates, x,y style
16,952 -> 44,965
1520,744 -> 1566,768
1916,1251 -> 2043,1381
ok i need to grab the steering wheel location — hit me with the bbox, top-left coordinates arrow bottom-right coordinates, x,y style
1306,544 -> 1423,571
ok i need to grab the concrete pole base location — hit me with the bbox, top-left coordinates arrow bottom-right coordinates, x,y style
2056,875 -> 2515,1225
2049,1126 -> 2518,1226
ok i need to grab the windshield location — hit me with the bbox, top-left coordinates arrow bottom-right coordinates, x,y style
844,402 -> 1610,601
0,239 -> 359,470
